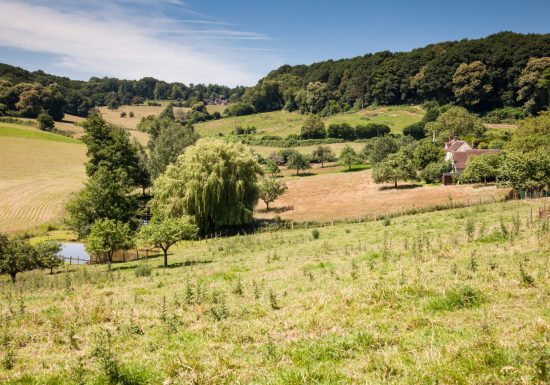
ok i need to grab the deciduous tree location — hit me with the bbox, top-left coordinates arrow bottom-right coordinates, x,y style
138,216 -> 198,267
152,140 -> 263,233
287,150 -> 310,175
372,150 -> 417,188
311,145 -> 335,168
86,219 -> 134,269
0,235 -> 39,282
258,176 -> 288,211
300,115 -> 325,139
338,145 -> 363,171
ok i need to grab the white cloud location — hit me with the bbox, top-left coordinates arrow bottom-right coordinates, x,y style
0,0 -> 280,85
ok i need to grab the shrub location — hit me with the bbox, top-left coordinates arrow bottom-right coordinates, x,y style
224,102 -> 255,117
420,161 -> 452,184
484,107 -> 526,123
301,115 -> 326,139
427,285 -> 486,311
135,264 -> 152,277
402,122 -> 426,140
120,111 -> 127,118
129,111 -> 134,118
311,229 -> 320,239
37,112 -> 54,131
355,123 -> 391,139
327,122 -> 355,140
488,139 -> 505,149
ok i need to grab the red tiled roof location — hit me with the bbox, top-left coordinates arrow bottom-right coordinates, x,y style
451,149 -> 500,171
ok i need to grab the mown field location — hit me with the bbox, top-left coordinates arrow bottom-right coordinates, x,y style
195,106 -> 424,138
255,168 -> 509,222
0,199 -> 548,384
0,125 -> 86,233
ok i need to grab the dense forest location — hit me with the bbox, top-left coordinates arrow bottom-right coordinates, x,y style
0,63 -> 245,119
241,32 -> 550,116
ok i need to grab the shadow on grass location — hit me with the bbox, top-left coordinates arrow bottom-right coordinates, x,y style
379,184 -> 422,191
292,172 -> 316,177
258,205 -> 294,214
161,259 -> 213,269
341,166 -> 370,173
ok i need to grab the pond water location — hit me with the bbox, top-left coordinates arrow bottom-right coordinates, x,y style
57,243 -> 90,264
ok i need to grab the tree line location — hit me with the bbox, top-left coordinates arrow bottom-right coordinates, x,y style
239,32 -> 550,116
0,62 -> 245,120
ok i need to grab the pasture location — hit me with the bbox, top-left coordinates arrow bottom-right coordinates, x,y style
195,106 -> 424,138
0,198 -> 548,384
0,125 -> 86,233
255,168 -> 509,222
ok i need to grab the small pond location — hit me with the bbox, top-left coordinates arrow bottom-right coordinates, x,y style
57,243 -> 90,264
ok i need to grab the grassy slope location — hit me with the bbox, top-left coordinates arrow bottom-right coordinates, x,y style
1,199 -> 548,384
0,124 -> 81,144
0,125 -> 86,232
195,106 -> 424,138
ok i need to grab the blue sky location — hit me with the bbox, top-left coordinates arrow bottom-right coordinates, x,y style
0,0 -> 549,86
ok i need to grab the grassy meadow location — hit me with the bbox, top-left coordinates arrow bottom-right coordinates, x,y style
0,125 -> 86,233
0,199 -> 548,384
195,106 -> 424,138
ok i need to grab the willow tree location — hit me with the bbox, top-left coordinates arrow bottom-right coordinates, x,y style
152,140 -> 263,234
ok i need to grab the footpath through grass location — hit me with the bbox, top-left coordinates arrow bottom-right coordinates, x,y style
0,199 -> 549,384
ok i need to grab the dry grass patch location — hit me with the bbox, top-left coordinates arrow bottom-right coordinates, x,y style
256,169 -> 509,222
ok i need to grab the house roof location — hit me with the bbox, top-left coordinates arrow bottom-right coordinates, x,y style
451,149 -> 500,170
445,140 -> 468,152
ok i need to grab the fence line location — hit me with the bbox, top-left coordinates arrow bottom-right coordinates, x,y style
199,194 -> 550,241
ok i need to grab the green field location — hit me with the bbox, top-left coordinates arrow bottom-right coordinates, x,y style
195,106 -> 424,138
0,124 -> 82,144
1,199 -> 548,384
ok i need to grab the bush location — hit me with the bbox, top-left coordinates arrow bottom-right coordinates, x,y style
37,112 -> 54,131
477,142 -> 488,149
427,285 -> 486,311
129,111 -> 134,118
420,162 -> 449,184
402,122 -> 426,140
355,123 -> 391,139
488,139 -> 505,149
327,122 -> 355,140
224,102 -> 255,117
135,263 -> 152,277
301,115 -> 326,139
311,229 -> 320,239
234,125 -> 256,135
484,107 -> 526,123
120,111 -> 127,118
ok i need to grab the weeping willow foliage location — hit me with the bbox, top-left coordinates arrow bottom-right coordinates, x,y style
152,140 -> 263,233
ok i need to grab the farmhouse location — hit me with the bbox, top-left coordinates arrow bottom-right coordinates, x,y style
442,138 -> 500,184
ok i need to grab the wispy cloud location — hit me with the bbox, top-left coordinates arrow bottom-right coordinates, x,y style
0,0 -> 282,85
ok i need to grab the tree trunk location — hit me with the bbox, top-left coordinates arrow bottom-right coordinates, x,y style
296,168 -> 299,175
10,272 -> 16,283
266,201 -> 270,211
163,248 -> 168,268
394,180 -> 398,188
50,267 -> 54,275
